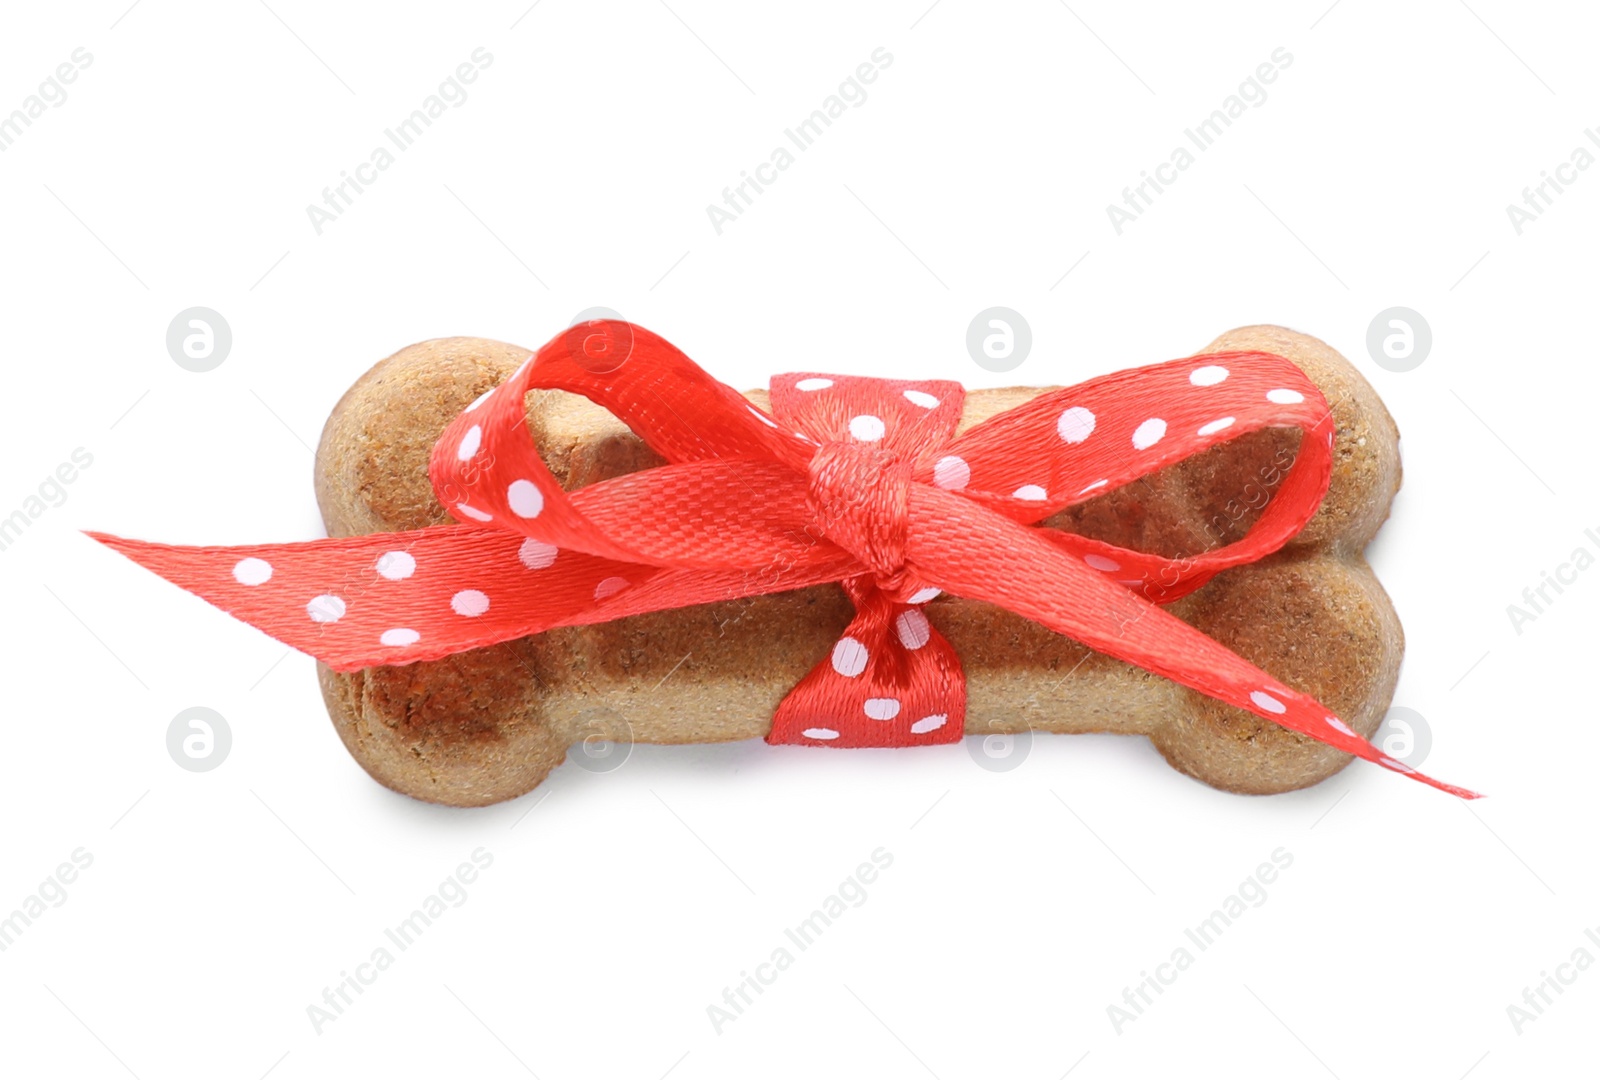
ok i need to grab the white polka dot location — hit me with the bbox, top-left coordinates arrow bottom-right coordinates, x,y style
456,502 -> 494,522
594,576 -> 629,600
903,389 -> 939,409
1132,418 -> 1168,450
1325,716 -> 1357,738
1267,388 -> 1304,404
376,551 -> 415,580
1084,554 -> 1121,572
232,557 -> 272,586
1380,757 -> 1416,774
910,714 -> 947,734
831,636 -> 869,677
507,479 -> 544,518
933,455 -> 970,490
864,698 -> 901,721
1012,484 -> 1047,501
451,589 -> 490,617
1190,365 -> 1229,386
747,404 -> 778,428
1057,406 -> 1096,444
456,424 -> 482,460
796,377 -> 833,391
306,594 -> 345,623
1250,690 -> 1288,714
517,538 -> 558,570
381,628 -> 420,647
1078,479 -> 1109,495
907,586 -> 941,604
1198,417 -> 1236,436
896,609 -> 931,650
849,414 -> 886,442
464,387 -> 495,412
803,727 -> 839,740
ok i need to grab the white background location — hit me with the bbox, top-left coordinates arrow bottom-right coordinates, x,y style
1,1 -> 1595,1076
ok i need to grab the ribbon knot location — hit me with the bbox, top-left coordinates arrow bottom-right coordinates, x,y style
88,320 -> 1478,798
805,441 -> 913,593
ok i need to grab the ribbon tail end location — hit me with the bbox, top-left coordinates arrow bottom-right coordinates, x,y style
1394,766 -> 1483,800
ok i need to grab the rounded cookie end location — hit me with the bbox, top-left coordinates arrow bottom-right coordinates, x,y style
1150,554 -> 1402,796
317,648 -> 566,808
1201,324 -> 1402,555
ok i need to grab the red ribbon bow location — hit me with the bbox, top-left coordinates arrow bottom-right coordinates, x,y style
92,320 -> 1476,798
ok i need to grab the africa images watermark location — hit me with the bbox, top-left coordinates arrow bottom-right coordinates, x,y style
1505,922 -> 1600,1034
1107,847 -> 1294,1034
1504,525 -> 1600,635
305,847 -> 494,1033
1105,47 -> 1293,235
0,447 -> 95,555
706,847 -> 895,1033
1505,128 -> 1600,235
1112,441 -> 1298,637
305,47 -> 494,235
0,47 -> 92,153
0,848 -> 94,953
705,47 -> 893,235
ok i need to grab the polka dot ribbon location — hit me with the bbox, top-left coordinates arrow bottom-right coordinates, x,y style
89,320 -> 1477,798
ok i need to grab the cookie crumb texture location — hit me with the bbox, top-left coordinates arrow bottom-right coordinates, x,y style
314,327 -> 1402,806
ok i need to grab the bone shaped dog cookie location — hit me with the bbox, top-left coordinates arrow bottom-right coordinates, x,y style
308,325 -> 1410,807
